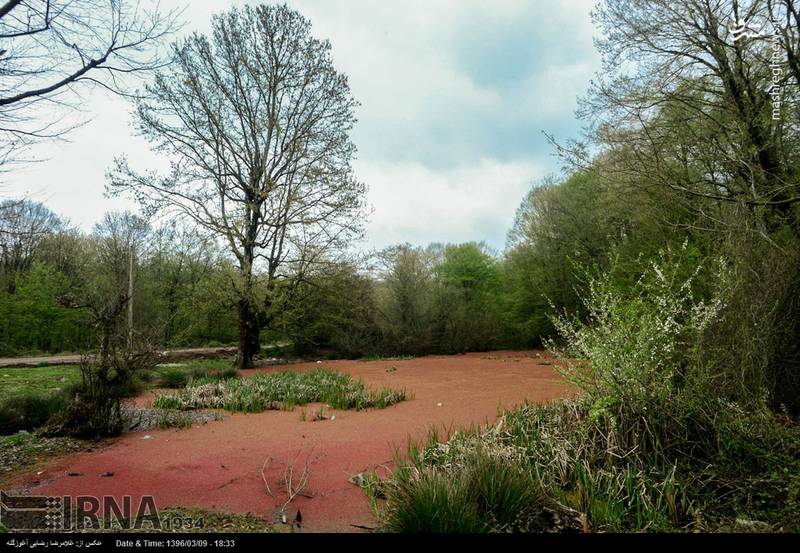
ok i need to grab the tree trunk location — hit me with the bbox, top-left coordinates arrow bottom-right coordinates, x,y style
100,324 -> 112,370
236,296 -> 261,369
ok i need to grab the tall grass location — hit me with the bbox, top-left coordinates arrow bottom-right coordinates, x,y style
382,434 -> 551,533
153,369 -> 407,412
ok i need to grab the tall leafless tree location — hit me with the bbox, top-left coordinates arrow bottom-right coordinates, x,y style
0,0 -> 180,168
110,4 -> 368,368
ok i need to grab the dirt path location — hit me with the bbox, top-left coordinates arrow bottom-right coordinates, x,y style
0,347 -> 238,368
10,351 -> 570,533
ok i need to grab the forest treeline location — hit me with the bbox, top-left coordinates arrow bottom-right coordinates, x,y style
0,195 -> 541,358
2,0 -> 799,531
3,140 -> 798,415
0,167 -> 715,362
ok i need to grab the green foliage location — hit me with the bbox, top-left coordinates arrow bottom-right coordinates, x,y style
0,215 -> 241,356
381,400 -> 796,533
699,230 -> 800,413
549,246 -> 726,422
0,360 -> 240,435
369,242 -> 504,356
431,243 -> 503,353
0,262 -> 90,355
280,263 -> 380,358
381,465 -> 487,533
153,369 -> 407,412
376,245 -> 437,355
381,431 -> 552,533
49,351 -> 156,438
0,391 -> 72,435
501,170 -> 697,347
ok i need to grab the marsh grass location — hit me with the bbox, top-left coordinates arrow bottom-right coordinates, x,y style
379,434 -> 552,533
377,398 -> 800,533
153,369 -> 407,413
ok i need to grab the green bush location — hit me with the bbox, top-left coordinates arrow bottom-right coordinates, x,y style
47,351 -> 156,438
548,246 -> 725,433
0,391 -> 71,435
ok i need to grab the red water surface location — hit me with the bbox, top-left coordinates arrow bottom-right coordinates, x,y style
13,351 -> 570,532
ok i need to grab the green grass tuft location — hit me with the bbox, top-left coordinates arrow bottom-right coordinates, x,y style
153,369 -> 407,413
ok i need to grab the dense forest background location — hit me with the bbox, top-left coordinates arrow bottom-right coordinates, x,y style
0,175 -> 716,361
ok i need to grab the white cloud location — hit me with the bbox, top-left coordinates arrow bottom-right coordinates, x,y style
356,157 -> 545,251
3,0 -> 599,251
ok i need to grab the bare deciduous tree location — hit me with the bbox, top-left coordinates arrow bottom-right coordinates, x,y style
110,4 -> 367,369
768,0 -> 800,86
0,198 -> 62,289
0,0 -> 180,168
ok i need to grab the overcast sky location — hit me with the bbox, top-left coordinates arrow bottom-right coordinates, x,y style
5,0 -> 601,252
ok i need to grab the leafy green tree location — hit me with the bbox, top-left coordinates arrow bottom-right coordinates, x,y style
280,263 -> 380,358
376,245 -> 437,355
432,243 -> 502,353
575,0 -> 800,413
0,199 -> 63,293
0,261 -> 87,354
502,168 -> 698,346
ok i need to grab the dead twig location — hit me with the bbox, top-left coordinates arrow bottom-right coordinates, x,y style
260,445 -> 324,519
260,456 -> 274,498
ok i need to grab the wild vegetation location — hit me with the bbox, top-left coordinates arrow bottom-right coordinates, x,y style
0,0 -> 798,534
375,256 -> 800,532
0,360 -> 236,436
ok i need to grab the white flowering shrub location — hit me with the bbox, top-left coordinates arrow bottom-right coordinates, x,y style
548,246 -> 728,423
